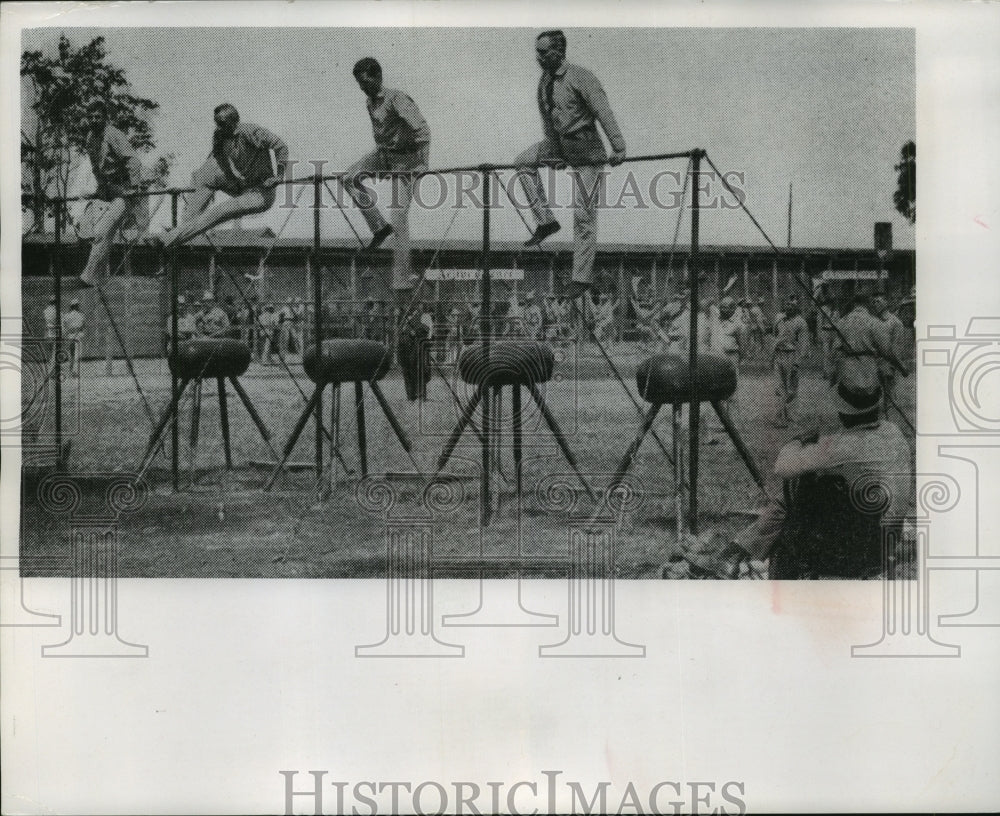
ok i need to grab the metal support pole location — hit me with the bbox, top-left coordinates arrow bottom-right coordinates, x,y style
170,192 -> 180,491
512,384 -> 522,498
688,149 -> 703,534
673,405 -> 683,543
52,198 -> 63,467
480,168 -> 492,526
218,377 -> 232,469
331,383 -> 341,492
771,257 -> 779,319
313,172 -> 323,479
355,380 -> 368,478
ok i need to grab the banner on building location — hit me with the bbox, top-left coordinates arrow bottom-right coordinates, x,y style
822,269 -> 888,281
425,268 -> 524,281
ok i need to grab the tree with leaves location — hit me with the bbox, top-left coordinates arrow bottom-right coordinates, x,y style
21,34 -> 172,233
893,140 -> 915,224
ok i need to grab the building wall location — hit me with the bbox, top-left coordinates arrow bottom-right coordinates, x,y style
21,239 -> 915,358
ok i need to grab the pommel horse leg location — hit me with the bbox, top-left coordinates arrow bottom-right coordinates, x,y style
608,401 -> 662,493
526,382 -> 597,503
368,381 -> 425,480
136,378 -> 192,478
434,387 -> 484,476
216,377 -> 232,470
228,376 -> 281,462
710,400 -> 766,492
265,386 -> 323,491
354,381 -> 367,478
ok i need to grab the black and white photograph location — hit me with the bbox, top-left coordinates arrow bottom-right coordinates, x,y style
1,2 -> 998,814
16,25 -> 916,581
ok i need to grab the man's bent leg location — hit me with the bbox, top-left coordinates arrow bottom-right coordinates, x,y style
80,198 -> 130,285
165,159 -> 228,245
344,151 -> 389,236
514,142 -> 557,228
169,187 -> 275,247
389,170 -> 415,292
570,164 -> 602,286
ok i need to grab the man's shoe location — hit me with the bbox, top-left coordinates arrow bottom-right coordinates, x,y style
524,221 -> 560,247
366,224 -> 393,251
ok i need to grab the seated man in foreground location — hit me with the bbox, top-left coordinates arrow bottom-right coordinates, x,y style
675,370 -> 912,578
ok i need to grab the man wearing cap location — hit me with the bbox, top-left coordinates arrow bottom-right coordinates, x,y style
289,297 -> 305,356
665,297 -> 691,354
816,290 -> 841,381
257,304 -> 277,363
513,30 -> 626,301
871,294 -> 906,417
344,58 -> 430,296
833,293 -> 901,389
594,292 -> 617,344
63,299 -> 86,377
748,297 -> 767,357
43,296 -> 58,340
398,306 -> 432,402
165,296 -> 199,355
197,292 -> 231,338
771,298 -> 809,427
523,293 -> 543,340
506,294 -> 525,337
79,101 -> 146,287
542,294 -> 559,339
711,297 -> 745,425
711,371 -> 911,576
158,104 -> 288,248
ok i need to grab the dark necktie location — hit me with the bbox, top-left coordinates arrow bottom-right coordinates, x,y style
543,72 -> 556,123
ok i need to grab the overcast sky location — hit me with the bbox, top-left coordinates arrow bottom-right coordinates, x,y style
22,27 -> 915,249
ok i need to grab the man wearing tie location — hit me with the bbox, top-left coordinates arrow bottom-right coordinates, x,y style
514,30 -> 627,300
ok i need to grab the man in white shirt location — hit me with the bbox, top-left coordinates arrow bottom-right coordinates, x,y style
871,294 -> 907,417
79,101 -> 145,287
344,58 -> 430,295
62,299 -> 86,377
771,297 -> 809,427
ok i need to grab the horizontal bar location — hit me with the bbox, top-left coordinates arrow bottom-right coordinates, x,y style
35,149 -> 699,205
37,186 -> 195,205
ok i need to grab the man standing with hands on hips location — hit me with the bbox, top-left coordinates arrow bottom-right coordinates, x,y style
514,30 -> 627,301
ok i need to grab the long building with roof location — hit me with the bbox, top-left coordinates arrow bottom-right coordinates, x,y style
21,229 -> 914,359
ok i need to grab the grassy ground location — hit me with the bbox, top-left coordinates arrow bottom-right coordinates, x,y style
20,342 -> 915,578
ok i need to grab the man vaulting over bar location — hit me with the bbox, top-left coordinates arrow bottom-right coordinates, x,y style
78,100 -> 146,287
153,103 -> 288,247
343,57 -> 430,297
514,30 -> 627,300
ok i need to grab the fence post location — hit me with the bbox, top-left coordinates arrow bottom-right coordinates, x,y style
170,192 -> 180,491
313,173 -> 324,479
687,149 -> 702,533
52,197 -> 63,468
